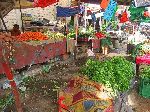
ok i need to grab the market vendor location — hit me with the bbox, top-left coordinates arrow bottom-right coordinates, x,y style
11,24 -> 21,36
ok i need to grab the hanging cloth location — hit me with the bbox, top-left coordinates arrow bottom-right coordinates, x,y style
34,0 -> 58,8
100,0 -> 110,9
103,0 -> 117,21
120,10 -> 129,23
57,6 -> 79,17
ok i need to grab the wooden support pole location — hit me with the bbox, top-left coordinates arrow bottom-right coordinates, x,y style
0,15 -> 8,32
2,62 -> 23,112
19,0 -> 24,33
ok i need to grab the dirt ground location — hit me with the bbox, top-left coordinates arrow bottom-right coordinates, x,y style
21,58 -> 86,112
1,56 -> 150,112
128,89 -> 150,112
21,57 -> 150,112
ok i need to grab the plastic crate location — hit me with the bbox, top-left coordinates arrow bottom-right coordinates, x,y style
139,78 -> 150,98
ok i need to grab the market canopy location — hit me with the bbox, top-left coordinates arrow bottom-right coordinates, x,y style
14,0 -> 58,8
14,0 -> 33,8
34,0 -> 58,8
0,0 -> 16,17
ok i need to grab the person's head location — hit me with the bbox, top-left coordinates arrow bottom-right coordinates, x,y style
13,24 -> 19,30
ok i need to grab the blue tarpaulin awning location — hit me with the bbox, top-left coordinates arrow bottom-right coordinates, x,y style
57,6 -> 80,17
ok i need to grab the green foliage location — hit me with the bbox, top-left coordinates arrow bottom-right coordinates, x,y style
69,19 -> 74,27
21,76 -> 36,88
68,25 -> 95,39
131,43 -> 144,58
85,26 -> 95,37
140,66 -> 150,79
81,57 -> 134,93
0,94 -> 14,110
44,31 -> 65,39
21,76 -> 38,93
101,20 -> 118,31
42,65 -> 51,73
67,28 -> 76,39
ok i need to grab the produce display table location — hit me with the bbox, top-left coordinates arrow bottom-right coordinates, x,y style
0,38 -> 66,74
136,54 -> 150,76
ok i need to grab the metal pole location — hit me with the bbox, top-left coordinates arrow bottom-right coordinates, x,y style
74,0 -> 80,60
74,15 -> 78,60
19,0 -> 24,32
84,3 -> 87,30
0,15 -> 8,32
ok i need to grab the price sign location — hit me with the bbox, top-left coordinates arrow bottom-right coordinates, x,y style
103,0 -> 117,21
134,0 -> 150,7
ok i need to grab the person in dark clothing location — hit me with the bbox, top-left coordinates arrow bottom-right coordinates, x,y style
11,24 -> 21,36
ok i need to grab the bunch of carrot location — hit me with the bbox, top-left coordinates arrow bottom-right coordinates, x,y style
17,32 -> 48,41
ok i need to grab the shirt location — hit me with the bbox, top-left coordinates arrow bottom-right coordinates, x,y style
11,29 -> 21,36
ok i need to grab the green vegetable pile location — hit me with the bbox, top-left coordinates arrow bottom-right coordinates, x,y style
140,66 -> 150,79
131,43 -> 144,59
67,26 -> 95,39
81,57 -> 134,94
44,31 -> 65,39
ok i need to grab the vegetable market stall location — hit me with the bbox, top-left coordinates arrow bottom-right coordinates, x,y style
0,32 -> 67,74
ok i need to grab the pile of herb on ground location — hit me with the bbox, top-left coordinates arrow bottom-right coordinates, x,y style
81,56 -> 134,93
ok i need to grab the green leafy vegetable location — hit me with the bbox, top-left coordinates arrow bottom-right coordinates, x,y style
140,66 -> 150,79
81,57 -> 134,94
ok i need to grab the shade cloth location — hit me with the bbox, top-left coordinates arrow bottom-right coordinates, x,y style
57,6 -> 79,17
103,0 -> 117,21
100,0 -> 110,9
34,0 -> 58,8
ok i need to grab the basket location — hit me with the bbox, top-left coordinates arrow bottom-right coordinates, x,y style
139,78 -> 150,98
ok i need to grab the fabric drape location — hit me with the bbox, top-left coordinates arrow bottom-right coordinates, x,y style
57,6 -> 79,17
